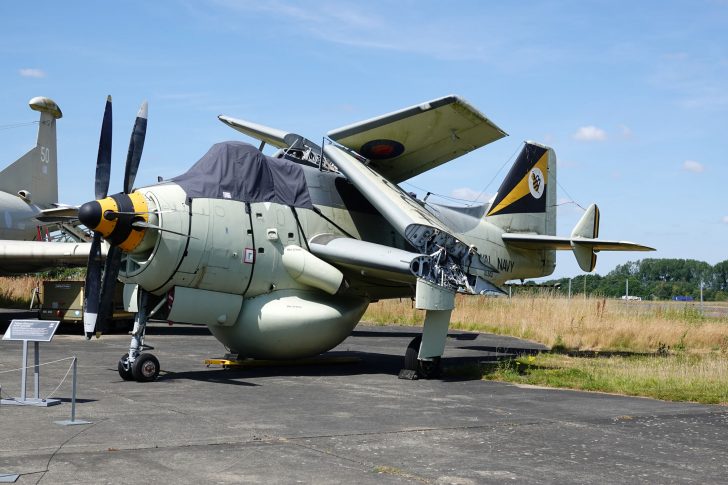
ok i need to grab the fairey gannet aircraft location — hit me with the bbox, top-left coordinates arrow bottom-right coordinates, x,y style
70,94 -> 652,381
0,97 -> 99,274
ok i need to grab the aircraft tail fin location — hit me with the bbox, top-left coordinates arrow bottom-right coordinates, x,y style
0,97 -> 61,208
484,141 -> 557,235
571,204 -> 600,272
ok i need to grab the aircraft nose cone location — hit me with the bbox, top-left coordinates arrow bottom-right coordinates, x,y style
78,201 -> 102,230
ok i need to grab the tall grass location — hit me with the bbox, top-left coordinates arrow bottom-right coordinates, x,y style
364,293 -> 728,353
0,275 -> 41,308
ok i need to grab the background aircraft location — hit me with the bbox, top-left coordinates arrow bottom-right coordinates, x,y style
0,97 -> 99,274
68,94 -> 652,382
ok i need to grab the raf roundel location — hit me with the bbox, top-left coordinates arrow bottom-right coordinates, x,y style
528,167 -> 545,199
359,139 -> 405,160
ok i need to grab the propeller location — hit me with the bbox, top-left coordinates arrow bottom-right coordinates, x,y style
83,96 -> 112,339
82,98 -> 148,339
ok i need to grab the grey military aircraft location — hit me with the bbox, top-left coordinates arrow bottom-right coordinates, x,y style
75,95 -> 653,382
0,97 -> 96,274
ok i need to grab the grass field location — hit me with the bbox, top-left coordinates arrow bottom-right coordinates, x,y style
364,294 -> 728,404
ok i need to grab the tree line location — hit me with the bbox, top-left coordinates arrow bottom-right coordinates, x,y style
538,258 -> 728,301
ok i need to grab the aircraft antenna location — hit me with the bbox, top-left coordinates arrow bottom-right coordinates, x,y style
555,180 -> 586,211
468,141 -> 522,206
0,121 -> 38,131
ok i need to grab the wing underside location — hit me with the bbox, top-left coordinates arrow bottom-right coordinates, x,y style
327,95 -> 507,183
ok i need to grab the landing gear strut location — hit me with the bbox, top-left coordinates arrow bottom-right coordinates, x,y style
118,289 -> 160,382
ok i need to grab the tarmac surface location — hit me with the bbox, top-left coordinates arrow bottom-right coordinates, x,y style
1,313 -> 727,484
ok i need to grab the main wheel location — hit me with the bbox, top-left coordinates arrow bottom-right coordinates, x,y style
118,353 -> 134,381
403,335 -> 442,379
418,356 -> 442,379
131,353 -> 160,382
404,335 -> 422,371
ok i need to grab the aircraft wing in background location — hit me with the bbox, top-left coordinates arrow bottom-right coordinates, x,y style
0,241 -> 103,275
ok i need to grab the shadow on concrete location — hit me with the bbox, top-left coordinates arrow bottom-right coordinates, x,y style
351,329 -> 480,340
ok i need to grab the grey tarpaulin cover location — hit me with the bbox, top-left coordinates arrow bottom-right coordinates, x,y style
170,141 -> 313,209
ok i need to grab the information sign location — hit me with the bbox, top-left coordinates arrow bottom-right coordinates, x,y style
2,319 -> 60,342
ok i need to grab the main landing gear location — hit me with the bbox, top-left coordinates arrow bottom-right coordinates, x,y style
402,335 -> 442,379
399,279 -> 454,380
117,289 -> 161,382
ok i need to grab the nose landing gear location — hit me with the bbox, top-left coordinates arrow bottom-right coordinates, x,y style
117,289 -> 161,382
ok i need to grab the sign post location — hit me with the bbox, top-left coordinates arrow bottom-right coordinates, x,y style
1,319 -> 61,406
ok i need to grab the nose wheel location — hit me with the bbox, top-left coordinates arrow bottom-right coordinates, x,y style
117,353 -> 134,381
132,353 -> 160,382
118,289 -> 160,382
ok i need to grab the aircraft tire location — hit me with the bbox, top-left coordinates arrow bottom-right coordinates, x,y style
118,353 -> 134,381
404,336 -> 421,372
132,353 -> 160,382
404,335 -> 441,379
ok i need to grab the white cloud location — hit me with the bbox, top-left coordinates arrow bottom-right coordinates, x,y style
573,125 -> 607,142
19,68 -> 46,78
682,160 -> 704,173
619,124 -> 633,138
450,187 -> 492,203
722,216 -> 728,224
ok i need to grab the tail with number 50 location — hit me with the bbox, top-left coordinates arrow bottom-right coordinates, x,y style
0,96 -> 61,208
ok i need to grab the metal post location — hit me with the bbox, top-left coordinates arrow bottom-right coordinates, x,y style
568,279 -> 572,299
625,278 -> 629,299
34,341 -> 40,399
55,356 -> 91,426
71,356 -> 77,421
20,340 -> 28,401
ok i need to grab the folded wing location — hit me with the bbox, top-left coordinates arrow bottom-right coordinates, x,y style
327,95 -> 507,183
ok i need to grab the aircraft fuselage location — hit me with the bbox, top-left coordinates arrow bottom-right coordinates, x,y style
115,157 -> 553,359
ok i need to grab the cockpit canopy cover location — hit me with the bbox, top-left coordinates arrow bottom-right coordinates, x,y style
171,141 -> 313,209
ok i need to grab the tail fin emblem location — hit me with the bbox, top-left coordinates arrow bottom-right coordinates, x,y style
529,168 -> 545,199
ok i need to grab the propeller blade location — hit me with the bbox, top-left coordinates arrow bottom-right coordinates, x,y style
83,234 -> 103,339
123,101 -> 148,194
97,246 -> 123,336
95,96 -> 113,200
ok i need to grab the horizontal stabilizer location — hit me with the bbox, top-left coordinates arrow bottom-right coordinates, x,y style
328,95 -> 507,183
35,205 -> 79,222
502,234 -> 655,252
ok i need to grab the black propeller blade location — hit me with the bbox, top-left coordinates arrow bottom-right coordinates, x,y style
123,101 -> 148,194
84,96 -> 112,339
95,96 -> 113,200
96,246 -> 123,335
84,98 -> 148,339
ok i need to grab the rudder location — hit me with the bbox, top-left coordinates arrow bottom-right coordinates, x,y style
485,141 -> 556,236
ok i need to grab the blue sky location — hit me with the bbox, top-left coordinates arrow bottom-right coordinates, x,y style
1,1 -> 726,279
